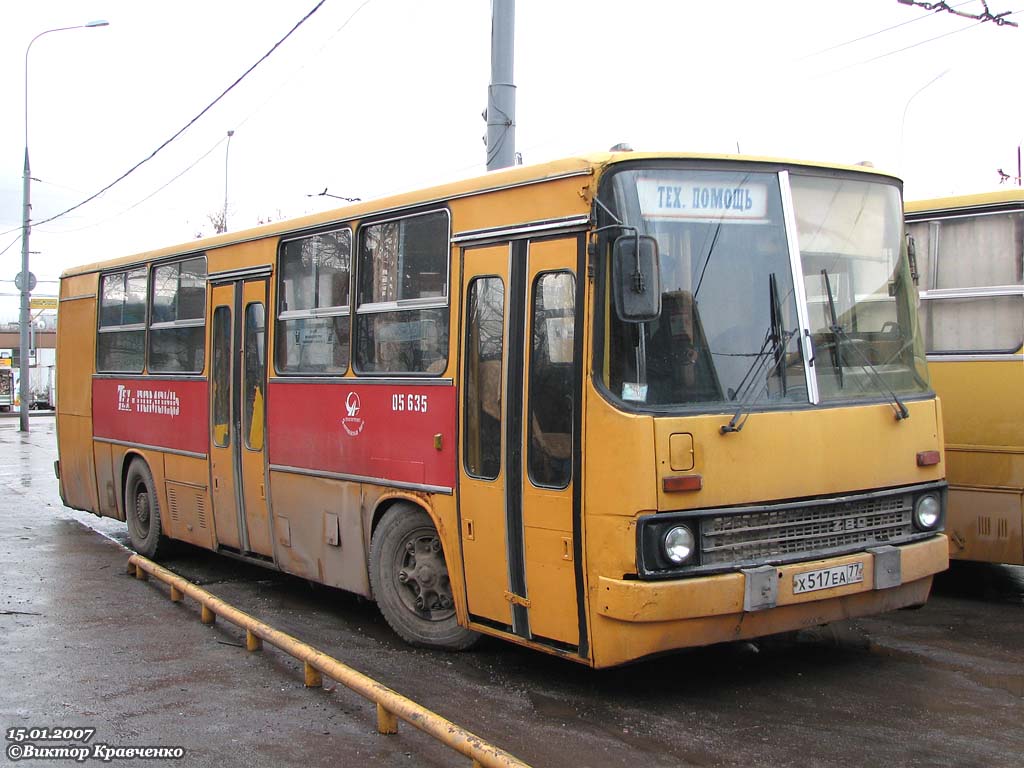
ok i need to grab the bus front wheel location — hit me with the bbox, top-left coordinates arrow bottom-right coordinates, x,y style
124,459 -> 165,559
369,504 -> 479,651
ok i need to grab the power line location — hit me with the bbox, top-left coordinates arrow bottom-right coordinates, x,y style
74,0 -> 376,233
853,17 -> 984,66
32,0 -> 329,231
897,0 -> 1018,27
800,0 -> 975,59
233,0 -> 375,135
0,236 -> 21,258
41,135 -> 231,235
824,8 -> 1022,74
31,0 -> 374,238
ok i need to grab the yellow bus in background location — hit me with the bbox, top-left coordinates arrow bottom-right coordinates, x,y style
906,190 -> 1024,565
57,152 -> 948,668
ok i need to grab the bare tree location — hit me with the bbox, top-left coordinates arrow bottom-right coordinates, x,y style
207,209 -> 228,235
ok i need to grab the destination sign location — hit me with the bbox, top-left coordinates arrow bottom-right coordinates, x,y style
637,178 -> 769,221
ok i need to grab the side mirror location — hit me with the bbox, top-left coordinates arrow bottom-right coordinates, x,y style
612,234 -> 661,322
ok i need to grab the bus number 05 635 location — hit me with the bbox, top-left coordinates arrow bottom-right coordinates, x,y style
392,393 -> 428,413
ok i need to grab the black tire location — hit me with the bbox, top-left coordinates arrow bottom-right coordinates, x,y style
369,504 -> 479,651
124,459 -> 164,558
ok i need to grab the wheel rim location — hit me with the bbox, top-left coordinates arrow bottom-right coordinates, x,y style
392,527 -> 455,621
134,485 -> 151,536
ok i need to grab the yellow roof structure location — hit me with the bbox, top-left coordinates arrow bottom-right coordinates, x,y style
905,188 -> 1024,216
63,151 -> 902,277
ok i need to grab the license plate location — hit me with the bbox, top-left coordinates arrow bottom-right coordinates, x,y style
792,562 -> 864,594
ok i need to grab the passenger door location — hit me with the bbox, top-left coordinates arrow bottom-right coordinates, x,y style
459,236 -> 581,647
209,277 -> 273,559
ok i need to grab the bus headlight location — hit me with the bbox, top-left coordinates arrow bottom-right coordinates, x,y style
913,494 -> 941,530
663,525 -> 696,565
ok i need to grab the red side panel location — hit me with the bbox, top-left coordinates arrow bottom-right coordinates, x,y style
92,378 -> 209,456
267,381 -> 457,490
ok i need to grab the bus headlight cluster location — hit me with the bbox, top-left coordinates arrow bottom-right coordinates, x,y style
663,525 -> 696,565
913,493 -> 941,530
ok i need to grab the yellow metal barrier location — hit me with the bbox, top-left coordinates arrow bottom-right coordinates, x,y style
127,554 -> 530,768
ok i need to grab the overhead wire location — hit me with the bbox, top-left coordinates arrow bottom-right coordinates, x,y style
41,135 -> 231,234
233,0 -> 374,134
0,236 -> 21,258
33,0 -> 375,235
797,0 -> 975,59
820,8 -> 1022,75
898,0 -> 1018,26
31,0 -> 329,230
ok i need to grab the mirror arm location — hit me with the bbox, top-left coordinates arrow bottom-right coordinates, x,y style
592,197 -> 647,291
906,233 -> 920,285
591,221 -> 647,292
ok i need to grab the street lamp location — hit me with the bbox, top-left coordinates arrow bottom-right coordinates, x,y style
19,19 -> 109,432
223,129 -> 234,233
898,68 -> 950,176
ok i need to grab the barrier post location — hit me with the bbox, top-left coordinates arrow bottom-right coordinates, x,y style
376,703 -> 398,735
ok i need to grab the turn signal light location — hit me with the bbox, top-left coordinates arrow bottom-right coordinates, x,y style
916,450 -> 941,467
663,474 -> 703,492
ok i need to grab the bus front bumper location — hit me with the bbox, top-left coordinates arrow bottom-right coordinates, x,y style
590,535 -> 948,666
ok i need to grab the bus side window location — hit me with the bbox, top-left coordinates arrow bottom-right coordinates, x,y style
244,303 -> 266,451
212,307 -> 231,448
464,276 -> 504,479
355,211 -> 450,374
528,271 -> 575,488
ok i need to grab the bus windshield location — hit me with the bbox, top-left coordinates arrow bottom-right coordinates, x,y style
602,167 -> 929,411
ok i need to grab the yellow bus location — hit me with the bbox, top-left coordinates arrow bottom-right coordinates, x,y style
57,152 -> 949,668
905,190 -> 1024,565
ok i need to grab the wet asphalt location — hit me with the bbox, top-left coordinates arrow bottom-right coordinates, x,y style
1,418 -> 1022,767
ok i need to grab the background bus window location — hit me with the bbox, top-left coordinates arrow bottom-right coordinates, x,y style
148,257 -> 207,374
528,271 -> 575,488
910,212 -> 1024,291
244,303 -> 266,451
97,267 -> 147,373
908,212 -> 1024,353
276,229 -> 351,374
355,211 -> 449,374
464,276 -> 504,479
212,306 -> 231,448
921,295 -> 1024,353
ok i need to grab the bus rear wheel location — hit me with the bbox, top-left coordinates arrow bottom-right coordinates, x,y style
124,459 -> 165,559
369,504 -> 479,651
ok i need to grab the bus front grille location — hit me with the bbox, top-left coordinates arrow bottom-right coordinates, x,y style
699,493 -> 915,566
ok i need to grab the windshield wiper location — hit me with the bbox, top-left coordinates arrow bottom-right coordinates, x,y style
721,275 -> 797,434
820,268 -> 910,421
768,272 -> 787,397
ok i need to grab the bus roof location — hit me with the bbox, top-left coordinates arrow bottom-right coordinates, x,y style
62,151 -> 901,278
905,188 -> 1024,216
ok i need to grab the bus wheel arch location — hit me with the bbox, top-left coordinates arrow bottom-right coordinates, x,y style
368,500 -> 479,651
122,455 -> 165,559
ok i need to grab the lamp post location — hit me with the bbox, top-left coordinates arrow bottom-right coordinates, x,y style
222,130 -> 234,233
20,20 -> 108,432
898,68 -> 950,176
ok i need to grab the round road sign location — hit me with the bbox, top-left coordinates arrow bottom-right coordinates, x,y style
14,272 -> 37,292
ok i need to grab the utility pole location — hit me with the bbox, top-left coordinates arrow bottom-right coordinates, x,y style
485,0 -> 516,171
